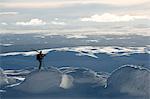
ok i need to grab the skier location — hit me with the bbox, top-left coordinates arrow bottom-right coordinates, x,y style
36,51 -> 46,70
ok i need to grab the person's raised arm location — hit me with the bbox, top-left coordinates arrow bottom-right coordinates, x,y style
32,49 -> 40,53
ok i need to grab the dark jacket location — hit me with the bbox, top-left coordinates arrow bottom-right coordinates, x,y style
36,53 -> 45,60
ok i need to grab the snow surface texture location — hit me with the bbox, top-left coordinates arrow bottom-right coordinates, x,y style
0,67 -> 9,86
0,46 -> 149,58
1,65 -> 150,98
0,67 -> 25,89
4,69 -> 31,76
13,67 -> 108,93
59,67 -> 108,87
107,65 -> 150,96
14,68 -> 62,93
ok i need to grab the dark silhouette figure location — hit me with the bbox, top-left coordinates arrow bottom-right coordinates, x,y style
36,51 -> 46,70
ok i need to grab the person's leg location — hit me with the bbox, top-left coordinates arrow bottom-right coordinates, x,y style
39,60 -> 42,70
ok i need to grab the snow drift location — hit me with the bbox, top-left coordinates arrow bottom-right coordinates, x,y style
14,68 -> 62,93
107,65 -> 150,96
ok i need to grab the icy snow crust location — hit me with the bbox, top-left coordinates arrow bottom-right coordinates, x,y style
0,65 -> 150,98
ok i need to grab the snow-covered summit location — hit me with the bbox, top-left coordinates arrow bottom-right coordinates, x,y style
14,68 -> 62,93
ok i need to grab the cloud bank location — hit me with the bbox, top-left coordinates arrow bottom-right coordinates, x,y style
0,12 -> 18,15
16,18 -> 46,26
0,0 -> 150,8
1,22 -> 8,25
80,13 -> 149,22
51,21 -> 66,25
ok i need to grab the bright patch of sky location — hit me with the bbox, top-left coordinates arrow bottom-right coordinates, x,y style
0,0 -> 150,36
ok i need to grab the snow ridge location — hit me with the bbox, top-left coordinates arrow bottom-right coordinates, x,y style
0,46 -> 149,58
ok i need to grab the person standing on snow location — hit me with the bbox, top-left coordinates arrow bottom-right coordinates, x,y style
36,51 -> 46,70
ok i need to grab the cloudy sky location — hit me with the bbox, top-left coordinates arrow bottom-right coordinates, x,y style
0,0 -> 150,36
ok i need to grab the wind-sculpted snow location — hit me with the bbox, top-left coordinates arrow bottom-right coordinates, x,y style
0,43 -> 13,47
10,67 -> 108,93
107,65 -> 150,96
14,68 -> 62,93
0,67 -> 9,86
0,67 -> 26,90
1,65 -> 150,99
59,67 -> 109,88
0,46 -> 149,58
4,69 -> 31,76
